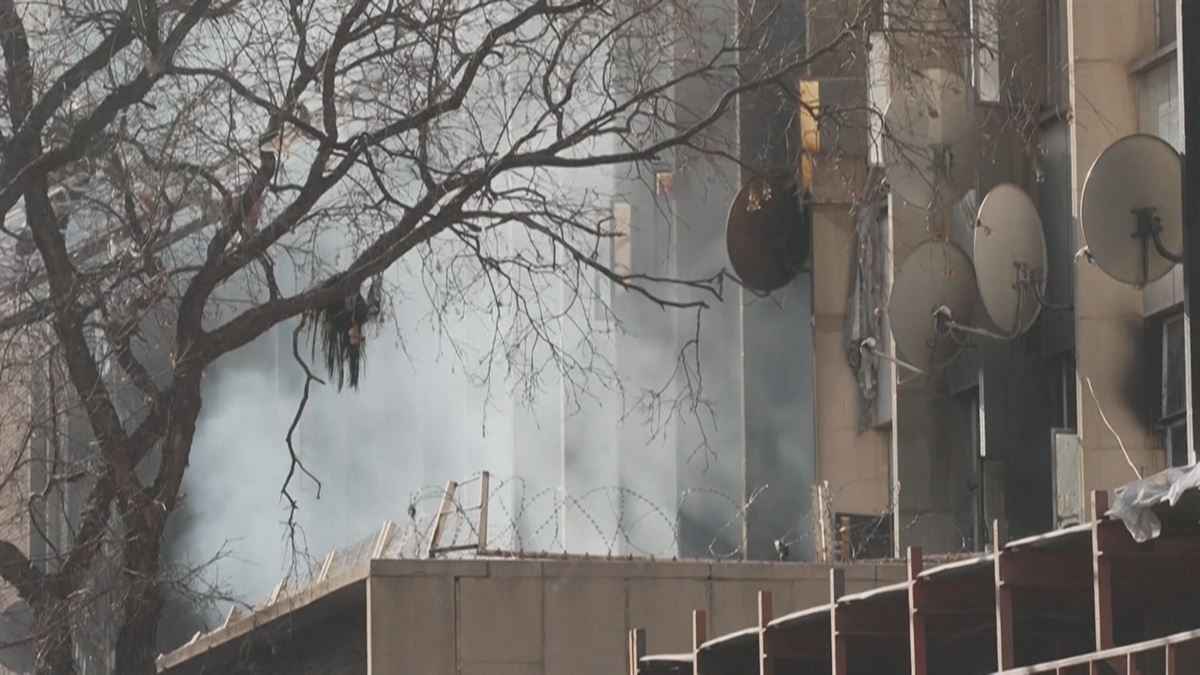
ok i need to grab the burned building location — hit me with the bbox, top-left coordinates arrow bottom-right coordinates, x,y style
155,520 -> 905,675
570,0 -> 1197,563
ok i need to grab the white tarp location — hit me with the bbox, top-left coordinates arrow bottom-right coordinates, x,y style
1107,464 -> 1200,542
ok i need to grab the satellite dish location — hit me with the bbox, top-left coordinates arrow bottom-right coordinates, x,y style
886,68 -> 975,146
973,184 -> 1047,335
1080,133 -> 1182,287
888,239 -> 977,368
883,119 -> 976,212
726,173 -> 810,292
882,68 -> 977,211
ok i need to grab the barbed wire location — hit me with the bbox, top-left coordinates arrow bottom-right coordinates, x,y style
266,471 -> 981,610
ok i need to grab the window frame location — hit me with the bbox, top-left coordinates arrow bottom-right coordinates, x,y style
972,0 -> 1001,103
1150,308 -> 1189,466
1161,311 -> 1186,421
1157,0 -> 1177,49
1165,417 -> 1189,468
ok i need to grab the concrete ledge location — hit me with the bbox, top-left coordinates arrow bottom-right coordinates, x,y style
158,568 -> 367,673
369,558 -> 488,577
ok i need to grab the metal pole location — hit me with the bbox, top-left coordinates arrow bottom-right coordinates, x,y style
1183,0 -> 1200,462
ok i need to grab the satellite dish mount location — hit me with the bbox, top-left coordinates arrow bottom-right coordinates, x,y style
1131,206 -> 1183,273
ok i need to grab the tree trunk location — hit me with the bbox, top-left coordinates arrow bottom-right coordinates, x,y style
113,515 -> 164,675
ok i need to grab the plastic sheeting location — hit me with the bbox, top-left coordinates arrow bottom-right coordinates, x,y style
843,167 -> 887,431
1107,464 -> 1200,542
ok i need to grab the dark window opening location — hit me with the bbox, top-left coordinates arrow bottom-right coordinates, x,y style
1163,313 -> 1186,418
835,513 -> 892,561
1157,0 -> 1177,48
961,387 -> 984,552
1167,419 -> 1189,468
1151,310 -> 1188,466
1048,353 -> 1077,431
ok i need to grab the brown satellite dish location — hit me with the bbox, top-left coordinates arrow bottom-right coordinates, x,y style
725,174 -> 810,292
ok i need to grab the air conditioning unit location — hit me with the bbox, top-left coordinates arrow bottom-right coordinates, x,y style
1051,429 -> 1083,529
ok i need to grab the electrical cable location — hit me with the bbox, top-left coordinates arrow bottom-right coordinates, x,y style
1083,373 -> 1143,481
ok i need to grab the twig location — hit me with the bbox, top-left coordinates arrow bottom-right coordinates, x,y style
283,317 -> 325,541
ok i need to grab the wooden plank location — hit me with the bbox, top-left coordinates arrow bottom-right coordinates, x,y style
994,520 -> 1015,671
426,480 -> 458,558
909,547 -> 927,675
1091,491 -> 1114,651
371,521 -> 396,559
758,591 -> 774,675
317,550 -> 336,582
478,471 -> 490,552
692,610 -> 706,675
831,568 -> 846,675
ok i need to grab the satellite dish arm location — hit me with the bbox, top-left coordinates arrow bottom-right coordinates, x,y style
933,305 -> 1018,341
1133,206 -> 1183,265
1032,282 -> 1073,311
1150,228 -> 1184,264
858,337 -> 925,375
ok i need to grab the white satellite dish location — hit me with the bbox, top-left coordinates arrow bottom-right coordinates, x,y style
882,68 -> 977,211
973,184 -> 1047,335
1080,134 -> 1182,287
886,68 -> 975,146
888,239 -> 977,369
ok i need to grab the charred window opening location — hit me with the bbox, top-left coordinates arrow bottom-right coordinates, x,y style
1147,310 -> 1187,465
1044,354 -> 1077,431
835,512 -> 892,561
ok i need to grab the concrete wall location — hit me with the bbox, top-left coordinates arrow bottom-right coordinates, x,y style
366,558 -> 904,675
212,605 -> 366,675
806,0 -> 892,534
1067,0 -> 1166,488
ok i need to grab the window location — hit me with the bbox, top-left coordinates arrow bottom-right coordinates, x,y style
1163,313 -> 1186,418
1137,57 -> 1180,150
1048,354 -> 1077,431
973,0 -> 1000,103
1155,312 -> 1189,466
611,201 -> 632,276
1166,420 -> 1189,468
1157,0 -> 1177,48
593,201 -> 632,319
834,513 -> 892,561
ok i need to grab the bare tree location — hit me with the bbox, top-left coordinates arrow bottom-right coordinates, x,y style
0,0 -> 1035,672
